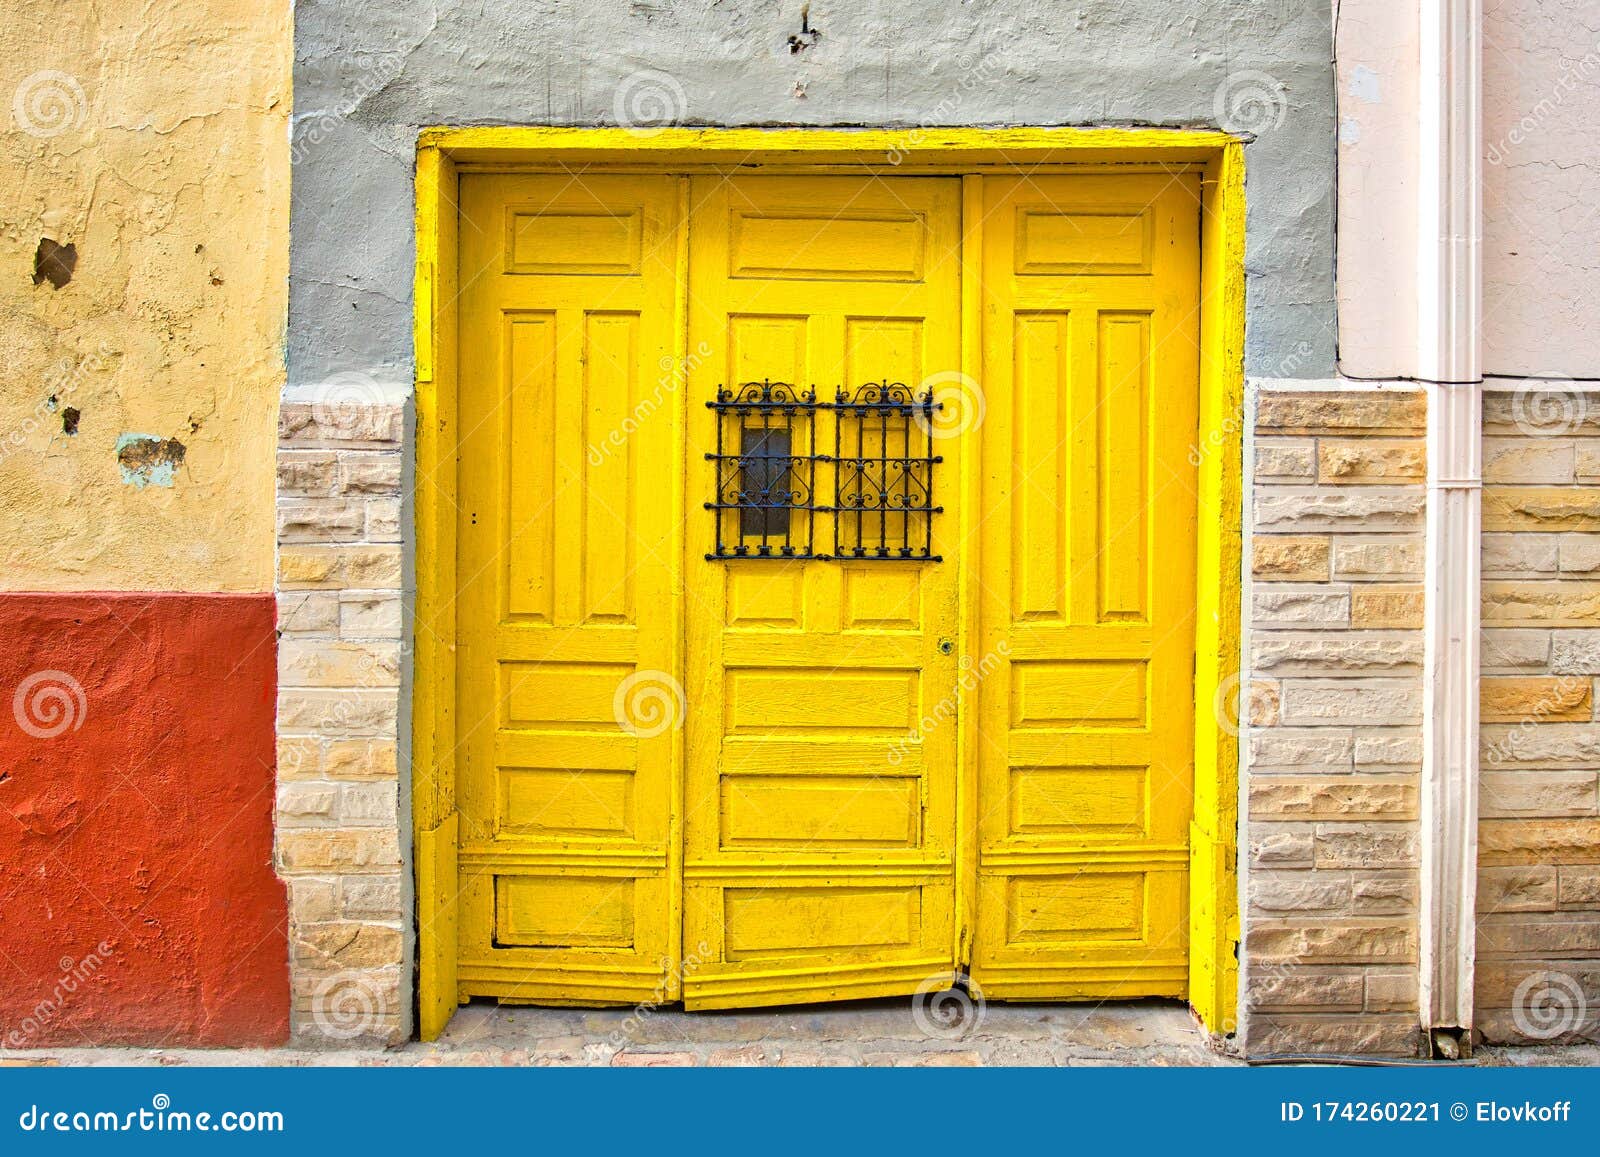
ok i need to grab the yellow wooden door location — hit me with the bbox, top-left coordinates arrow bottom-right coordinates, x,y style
447,166 -> 1201,1014
970,173 -> 1201,999
680,175 -> 963,1008
453,173 -> 683,1005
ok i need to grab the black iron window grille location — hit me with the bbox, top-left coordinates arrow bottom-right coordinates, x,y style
706,380 -> 822,559
704,379 -> 943,561
833,382 -> 943,561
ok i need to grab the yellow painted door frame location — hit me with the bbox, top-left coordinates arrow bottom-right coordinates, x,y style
413,127 -> 1245,1042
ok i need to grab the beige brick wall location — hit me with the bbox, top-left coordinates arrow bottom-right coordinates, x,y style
1476,389 -> 1600,1045
1241,385 -> 1427,1057
276,398 -> 410,1045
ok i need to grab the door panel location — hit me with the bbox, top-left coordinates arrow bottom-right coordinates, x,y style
971,174 -> 1201,999
454,173 -> 682,1004
681,175 -> 962,1008
447,167 -> 1204,1014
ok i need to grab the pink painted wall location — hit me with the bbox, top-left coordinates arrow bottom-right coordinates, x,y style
1336,0 -> 1600,380
1334,0 -> 1420,379
1482,0 -> 1600,377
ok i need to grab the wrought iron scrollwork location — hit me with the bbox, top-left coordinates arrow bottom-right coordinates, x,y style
832,381 -> 943,561
705,379 -> 943,561
705,380 -> 822,558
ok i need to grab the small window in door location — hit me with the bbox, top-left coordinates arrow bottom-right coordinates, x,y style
706,380 -> 818,559
739,426 -> 793,541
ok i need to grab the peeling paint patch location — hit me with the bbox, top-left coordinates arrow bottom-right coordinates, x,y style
1348,64 -> 1382,105
32,238 -> 76,289
787,2 -> 819,52
115,433 -> 186,488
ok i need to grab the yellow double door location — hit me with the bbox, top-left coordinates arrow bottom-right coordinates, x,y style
454,170 -> 1198,1009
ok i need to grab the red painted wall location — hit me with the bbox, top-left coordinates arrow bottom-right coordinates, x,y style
0,594 -> 287,1047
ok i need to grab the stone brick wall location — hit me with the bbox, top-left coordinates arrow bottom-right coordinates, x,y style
275,397 -> 411,1045
1241,384 -> 1428,1057
1476,388 -> 1600,1045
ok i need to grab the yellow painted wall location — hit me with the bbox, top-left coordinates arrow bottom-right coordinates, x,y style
0,0 -> 288,592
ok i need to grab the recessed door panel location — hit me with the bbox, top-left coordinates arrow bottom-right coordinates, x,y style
455,173 -> 682,1005
682,175 -> 962,1008
971,173 -> 1200,1001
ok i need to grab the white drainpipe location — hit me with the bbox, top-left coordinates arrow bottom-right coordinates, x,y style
1417,0 -> 1482,1055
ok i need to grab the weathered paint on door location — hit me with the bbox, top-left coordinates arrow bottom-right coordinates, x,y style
454,173 -> 683,1004
681,176 -> 962,1007
449,167 -> 1199,1010
970,174 -> 1201,999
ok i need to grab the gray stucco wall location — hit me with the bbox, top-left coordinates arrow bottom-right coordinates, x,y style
289,1 -> 1335,384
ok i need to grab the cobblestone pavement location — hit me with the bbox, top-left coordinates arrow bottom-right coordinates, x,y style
5,1000 -> 1598,1067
